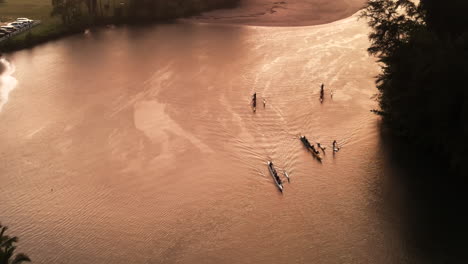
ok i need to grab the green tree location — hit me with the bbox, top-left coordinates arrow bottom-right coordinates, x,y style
51,0 -> 86,25
0,223 -> 31,264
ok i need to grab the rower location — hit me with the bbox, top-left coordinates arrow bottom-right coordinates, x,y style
333,140 -> 339,152
284,171 -> 290,183
275,173 -> 281,183
317,143 -> 326,152
263,98 -> 266,108
320,83 -> 325,100
252,93 -> 257,111
311,144 -> 320,155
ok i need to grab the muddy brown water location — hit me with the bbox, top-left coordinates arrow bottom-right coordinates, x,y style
0,14 -> 453,264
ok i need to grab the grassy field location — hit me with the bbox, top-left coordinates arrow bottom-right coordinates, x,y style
0,0 -> 57,23
0,0 -> 65,50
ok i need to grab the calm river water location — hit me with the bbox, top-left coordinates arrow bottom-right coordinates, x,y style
0,14 -> 459,264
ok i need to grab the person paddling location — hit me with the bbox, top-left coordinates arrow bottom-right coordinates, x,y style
317,143 -> 326,153
311,144 -> 320,155
333,140 -> 339,152
263,98 -> 266,108
252,93 -> 257,112
320,83 -> 325,102
284,171 -> 290,183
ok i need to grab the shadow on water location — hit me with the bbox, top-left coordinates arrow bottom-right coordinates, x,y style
379,126 -> 468,263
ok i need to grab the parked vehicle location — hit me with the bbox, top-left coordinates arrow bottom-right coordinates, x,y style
8,22 -> 25,29
17,18 -> 33,23
0,28 -> 11,34
17,21 -> 30,27
0,26 -> 16,32
17,17 -> 28,20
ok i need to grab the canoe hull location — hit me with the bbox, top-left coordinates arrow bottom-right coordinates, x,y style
300,136 -> 322,161
267,161 -> 283,192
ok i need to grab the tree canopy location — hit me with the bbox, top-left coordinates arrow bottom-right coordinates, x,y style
0,223 -> 31,264
362,0 -> 468,177
51,0 -> 239,26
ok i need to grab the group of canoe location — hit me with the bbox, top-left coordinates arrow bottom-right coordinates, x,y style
268,136 -> 340,192
251,92 -> 266,112
251,83 -> 332,111
253,84 -> 339,193
300,136 -> 340,161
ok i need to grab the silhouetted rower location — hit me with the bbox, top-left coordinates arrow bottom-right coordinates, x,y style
252,93 -> 257,111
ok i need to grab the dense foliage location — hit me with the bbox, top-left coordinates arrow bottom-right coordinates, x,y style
51,0 -> 239,26
362,0 -> 468,177
0,223 -> 30,264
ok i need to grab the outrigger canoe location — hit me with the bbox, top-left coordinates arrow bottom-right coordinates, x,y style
267,161 -> 283,192
300,136 -> 323,162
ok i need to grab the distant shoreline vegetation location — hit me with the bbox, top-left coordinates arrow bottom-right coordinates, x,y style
0,0 -> 239,52
362,0 -> 468,178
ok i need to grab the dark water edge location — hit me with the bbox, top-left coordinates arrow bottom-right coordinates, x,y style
379,124 -> 468,263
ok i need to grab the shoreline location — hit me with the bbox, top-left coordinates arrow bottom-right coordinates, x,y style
189,0 -> 367,27
181,9 -> 362,29
0,0 -> 240,53
0,0 -> 367,53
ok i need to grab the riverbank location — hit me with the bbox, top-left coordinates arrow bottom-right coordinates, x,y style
0,21 -> 42,43
0,0 -> 240,53
0,0 -> 368,53
0,0 -> 61,52
191,0 -> 367,26
0,23 -> 90,53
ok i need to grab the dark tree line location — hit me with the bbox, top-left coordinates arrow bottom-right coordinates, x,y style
51,0 -> 239,26
0,223 -> 30,264
362,0 -> 468,177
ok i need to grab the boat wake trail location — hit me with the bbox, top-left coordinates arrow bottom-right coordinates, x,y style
0,58 -> 18,113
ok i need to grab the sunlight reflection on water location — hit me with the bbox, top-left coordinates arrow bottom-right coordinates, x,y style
0,58 -> 18,112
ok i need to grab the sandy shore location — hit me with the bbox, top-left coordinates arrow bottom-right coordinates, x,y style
190,0 -> 367,26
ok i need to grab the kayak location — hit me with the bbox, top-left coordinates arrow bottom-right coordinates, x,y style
267,161 -> 283,192
300,136 -> 322,161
